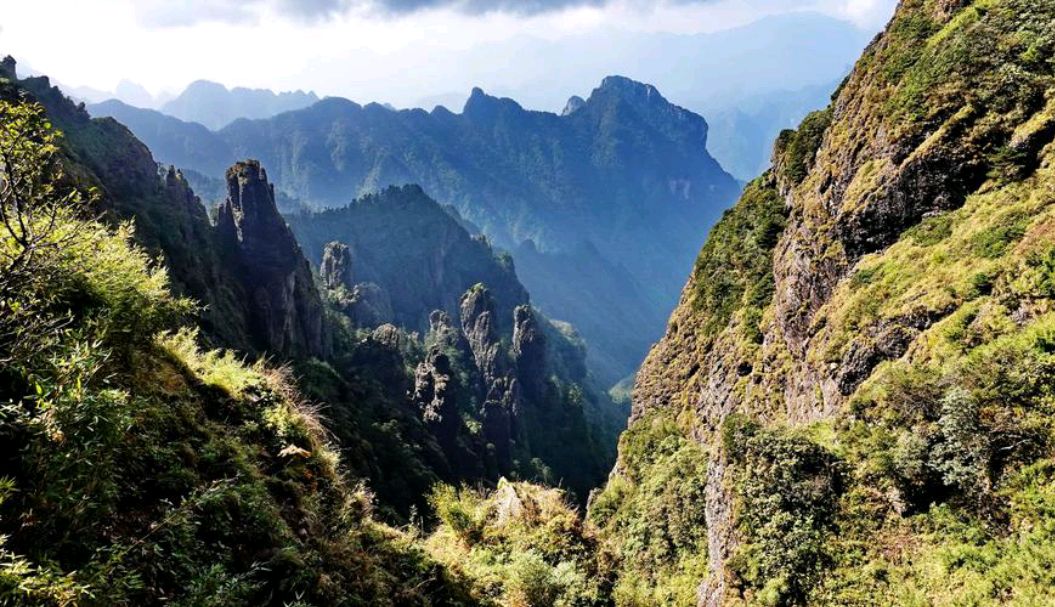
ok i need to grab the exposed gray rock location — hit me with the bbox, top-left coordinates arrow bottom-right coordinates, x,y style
216,160 -> 327,358
320,241 -> 355,290
513,305 -> 548,403
413,348 -> 461,451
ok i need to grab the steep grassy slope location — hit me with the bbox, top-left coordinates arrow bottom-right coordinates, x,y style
594,1 -> 1055,605
0,107 -> 472,605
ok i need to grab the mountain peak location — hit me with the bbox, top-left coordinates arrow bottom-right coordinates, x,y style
595,75 -> 665,103
1,55 -> 16,80
463,86 -> 522,118
218,159 -> 327,357
562,95 -> 586,116
464,86 -> 494,110
185,79 -> 228,93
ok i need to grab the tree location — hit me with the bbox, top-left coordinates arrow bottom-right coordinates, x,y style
0,99 -> 89,364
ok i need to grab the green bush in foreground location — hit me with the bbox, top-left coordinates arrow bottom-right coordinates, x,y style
427,480 -> 612,607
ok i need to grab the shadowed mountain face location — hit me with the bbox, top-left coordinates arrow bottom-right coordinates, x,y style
90,76 -> 742,384
288,184 -> 529,337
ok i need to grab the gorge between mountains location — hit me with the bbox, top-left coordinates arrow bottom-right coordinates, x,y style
87,75 -> 743,388
3,0 -> 1055,604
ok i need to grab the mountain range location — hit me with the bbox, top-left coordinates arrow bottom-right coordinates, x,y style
160,80 -> 319,130
89,76 -> 743,385
5,0 -> 1054,604
62,12 -> 873,186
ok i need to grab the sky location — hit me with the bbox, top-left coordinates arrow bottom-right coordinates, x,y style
0,0 -> 897,110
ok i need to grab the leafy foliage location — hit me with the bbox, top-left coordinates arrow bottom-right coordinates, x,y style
427,480 -> 612,606
588,411 -> 710,606
774,108 -> 833,185
723,417 -> 843,606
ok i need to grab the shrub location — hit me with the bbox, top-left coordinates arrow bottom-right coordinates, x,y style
426,481 -> 610,606
775,108 -> 833,185
724,416 -> 843,606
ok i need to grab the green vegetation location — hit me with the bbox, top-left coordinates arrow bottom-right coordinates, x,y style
588,411 -> 710,606
427,480 -> 611,606
7,0 -> 1055,604
774,108 -> 833,185
723,416 -> 843,605
690,175 -> 787,339
0,93 -> 629,607
0,99 -> 473,606
607,1 -> 1055,605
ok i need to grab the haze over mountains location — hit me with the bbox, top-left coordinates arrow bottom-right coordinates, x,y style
80,11 -> 873,181
161,80 -> 320,130
91,76 -> 741,385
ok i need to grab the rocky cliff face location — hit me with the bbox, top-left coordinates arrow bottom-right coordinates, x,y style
216,161 -> 327,359
597,1 -> 1055,604
289,185 -> 529,337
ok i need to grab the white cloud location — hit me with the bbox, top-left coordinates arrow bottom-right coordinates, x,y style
0,0 -> 896,107
833,0 -> 898,27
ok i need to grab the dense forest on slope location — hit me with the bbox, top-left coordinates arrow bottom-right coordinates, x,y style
89,78 -> 742,385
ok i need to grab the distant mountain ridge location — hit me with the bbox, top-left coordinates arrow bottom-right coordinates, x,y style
703,79 -> 844,180
160,79 -> 319,130
90,76 -> 742,384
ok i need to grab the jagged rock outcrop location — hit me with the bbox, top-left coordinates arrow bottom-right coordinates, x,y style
459,284 -> 507,381
413,348 -> 461,452
459,285 -> 520,468
217,160 -> 327,358
320,241 -> 355,290
512,305 -> 548,403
